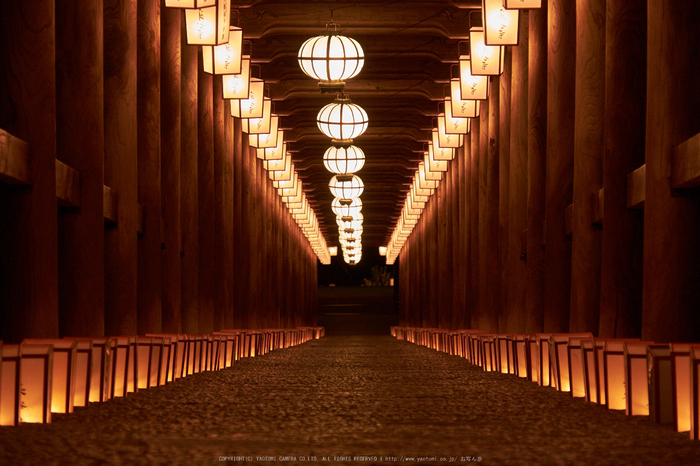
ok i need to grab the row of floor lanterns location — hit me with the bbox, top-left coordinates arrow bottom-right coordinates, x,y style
298,23 -> 368,265
165,0 -> 332,264
384,0 -> 543,265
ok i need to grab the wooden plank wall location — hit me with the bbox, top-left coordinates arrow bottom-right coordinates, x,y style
0,3 -> 318,344
398,2 -> 700,343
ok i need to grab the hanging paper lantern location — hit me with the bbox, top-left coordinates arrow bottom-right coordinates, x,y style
317,95 -> 368,145
298,25 -> 364,92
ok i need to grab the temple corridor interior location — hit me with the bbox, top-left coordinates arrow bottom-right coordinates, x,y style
2,0 -> 700,463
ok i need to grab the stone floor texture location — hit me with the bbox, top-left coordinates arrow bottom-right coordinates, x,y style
2,335 -> 700,466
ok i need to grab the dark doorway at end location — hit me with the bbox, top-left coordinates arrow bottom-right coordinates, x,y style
317,286 -> 399,336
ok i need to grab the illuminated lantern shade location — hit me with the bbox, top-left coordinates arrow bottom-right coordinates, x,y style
623,341 -> 654,416
274,168 -> 297,189
459,58 -> 489,100
67,337 -> 111,403
23,338 -> 78,414
258,135 -> 285,161
482,0 -> 520,45
503,0 -> 543,9
280,181 -> 303,201
242,98 -> 272,134
135,336 -> 164,390
332,197 -> 362,217
165,0 -> 215,8
667,343 -> 700,433
298,26 -> 364,92
230,78 -> 264,119
222,57 -> 250,99
1,344 -> 21,425
469,27 -> 505,76
184,0 -> 231,46
418,162 -> 440,188
249,116 -> 280,148
267,153 -> 292,180
581,339 -> 601,403
647,345 -> 674,426
19,343 -> 53,423
444,103 -> 471,135
144,334 -> 177,383
603,339 -> 634,410
328,246 -> 338,256
278,173 -> 300,198
323,145 -> 365,174
378,246 -> 387,256
423,154 -> 445,179
566,336 -> 592,398
317,95 -> 368,145
450,81 -> 481,118
110,336 -> 137,398
202,27 -> 243,74
429,137 -> 455,162
329,174 -> 364,200
67,339 -> 92,408
534,333 -> 554,387
437,118 -> 464,148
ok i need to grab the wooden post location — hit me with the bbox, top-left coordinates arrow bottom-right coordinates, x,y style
213,77 -> 229,332
180,15 -> 198,334
486,77 -> 500,333
508,11 -> 528,333
232,117 -> 245,329
197,57 -> 215,334
469,117 -> 480,329
55,0 -> 105,338
599,0 -> 645,340
499,49 -> 512,333
570,0 -> 605,334
161,6 -> 182,334
642,1 -> 700,342
452,147 -> 464,330
544,0 -> 574,333
136,0 -> 162,335
458,143 -> 470,329
104,0 -> 138,336
478,92 -> 490,331
437,159 -> 451,328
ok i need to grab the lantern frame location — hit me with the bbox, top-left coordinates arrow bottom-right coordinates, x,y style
249,116 -> 280,148
503,0 -> 542,10
222,57 -> 251,99
298,25 -> 364,92
323,145 -> 365,174
482,0 -> 520,46
459,59 -> 489,100
450,80 -> 481,118
257,132 -> 285,161
469,26 -> 505,76
202,27 -> 243,74
230,78 -> 265,119
317,95 -> 368,145
437,117 -> 465,147
329,174 -> 364,200
184,0 -> 231,46
242,98 -> 272,134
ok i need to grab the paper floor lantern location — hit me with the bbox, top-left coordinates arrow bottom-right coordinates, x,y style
581,339 -> 601,404
670,343 -> 700,433
647,345 -> 674,426
566,336 -> 592,398
497,335 -> 513,374
510,334 -> 530,379
623,341 -> 653,416
110,337 -> 137,398
69,339 -> 92,408
535,333 -> 554,387
604,339 -> 632,410
19,343 -> 53,424
0,343 -> 21,426
24,338 -> 77,414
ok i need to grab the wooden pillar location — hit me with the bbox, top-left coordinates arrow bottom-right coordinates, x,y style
197,58 -> 215,334
232,117 -> 245,328
428,198 -> 439,327
55,0 -> 105,338
161,6 -> 182,334
248,146 -> 261,328
508,11 -> 529,333
458,142 -> 471,329
642,1 -> 700,343
104,0 -> 138,336
136,0 -> 162,334
570,0 -> 605,334
486,77 -> 500,333
452,148 -> 464,330
478,94 -> 490,331
223,102 -> 235,330
0,1 -> 59,342
498,49 -> 512,334
180,16 -> 198,334
213,78 -> 229,331
437,161 -> 451,328
469,118 -> 480,329
544,0 -> 573,333
599,0 -> 645,339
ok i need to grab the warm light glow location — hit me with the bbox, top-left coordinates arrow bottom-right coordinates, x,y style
503,0 -> 542,9
242,98 -> 272,134
459,58 -> 489,100
249,116 -> 279,149
257,133 -> 285,161
483,0 -> 520,45
469,27 -> 505,76
317,96 -> 368,144
269,154 -> 293,183
184,0 -> 230,46
450,80 -> 481,118
19,344 -> 53,423
165,0 -> 215,8
328,246 -> 338,256
230,78 -> 265,119
202,27 -> 243,74
444,104 -> 470,134
430,134 -> 456,160
378,246 -> 387,256
222,57 -> 250,99
298,30 -> 364,91
437,117 -> 465,147
323,145 -> 365,174
264,149 -> 290,171
329,174 -> 364,200
425,151 -> 447,175
331,197 -> 362,217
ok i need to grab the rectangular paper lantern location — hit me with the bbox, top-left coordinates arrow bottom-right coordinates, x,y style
469,27 -> 505,76
24,338 -> 77,414
535,334 -> 554,387
459,58 -> 489,100
19,343 -> 53,424
670,343 -> 700,433
690,346 -> 700,440
1,344 -> 21,426
230,78 -> 265,119
581,339 -> 601,404
184,0 -> 231,46
69,339 -> 92,408
165,0 -> 215,8
510,334 -> 529,379
482,0 -> 520,45
479,334 -> 497,372
528,337 -> 539,384
647,345 -> 674,425
110,337 -> 137,398
604,339 -> 634,410
624,341 -> 653,416
202,27 -> 243,74
497,335 -> 513,374
567,336 -> 593,398
242,98 -> 272,134
222,57 -> 251,99
450,79 -> 481,118
71,337 -> 111,403
135,336 -> 161,390
503,0 -> 542,9
549,333 -> 593,393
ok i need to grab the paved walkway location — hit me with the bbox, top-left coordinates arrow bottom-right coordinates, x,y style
2,335 -> 700,465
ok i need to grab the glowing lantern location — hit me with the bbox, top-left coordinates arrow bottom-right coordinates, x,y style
222,57 -> 250,99
241,98 -> 272,134
623,341 -> 654,416
328,246 -> 338,256
1,344 -> 21,425
298,25 -> 364,92
469,27 -> 505,76
249,116 -> 280,148
450,80 -> 481,118
503,0 -> 542,9
274,168 -> 297,189
647,345 -> 674,425
323,145 -> 365,174
110,336 -> 137,398
317,95 -> 368,145
68,337 -> 111,403
482,0 -> 520,45
581,339 -> 601,403
184,0 -> 230,46
19,343 -> 53,423
267,153 -> 292,179
423,154 -> 445,179
429,137 -> 455,161
459,59 -> 489,100
534,333 -> 554,387
257,134 -> 285,161
565,336 -> 592,398
436,117 -> 465,147
165,0 -> 215,7
68,339 -> 92,408
378,246 -> 387,256
230,78 -> 264,119
332,197 -> 362,217
669,343 -> 700,433
329,174 -> 364,200
603,339 -> 631,410
135,336 -> 164,390
202,27 -> 243,74
444,103 -> 471,135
